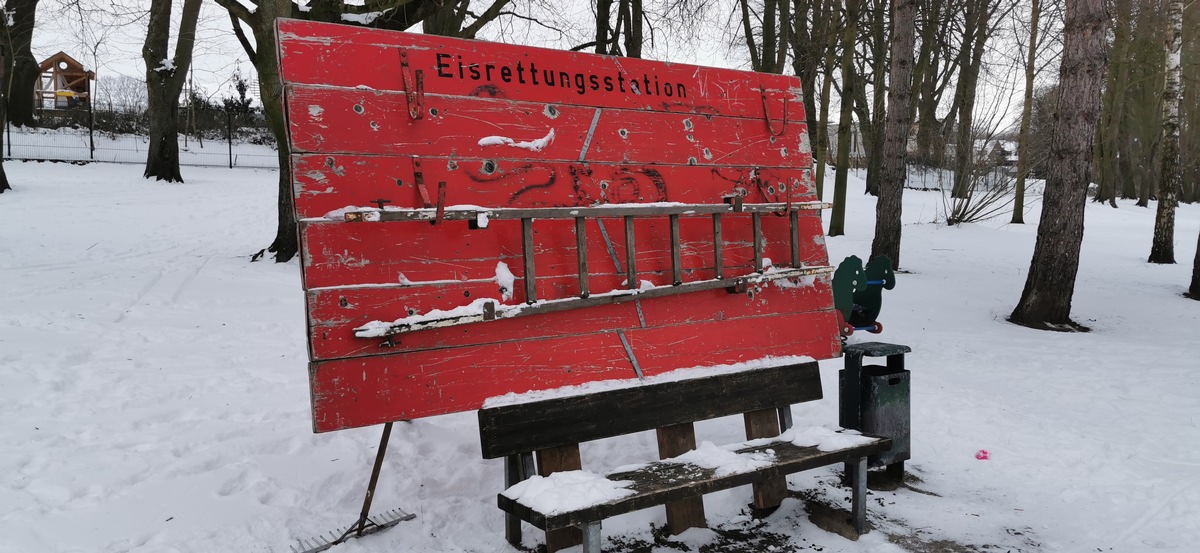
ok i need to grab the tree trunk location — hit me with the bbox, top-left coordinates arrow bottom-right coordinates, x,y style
870,0 -> 917,268
829,0 -> 861,237
1149,0 -> 1182,264
1190,230 -> 1200,298
791,0 -> 823,199
596,0 -> 613,54
0,12 -> 13,193
5,0 -> 39,128
1012,0 -> 1042,224
143,0 -> 203,183
951,0 -> 990,199
815,1 -> 841,199
1010,0 -> 1107,331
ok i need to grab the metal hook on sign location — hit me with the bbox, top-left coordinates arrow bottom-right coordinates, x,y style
761,90 -> 787,137
399,50 -> 424,120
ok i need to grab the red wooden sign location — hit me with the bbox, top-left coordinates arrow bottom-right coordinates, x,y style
278,19 -> 842,433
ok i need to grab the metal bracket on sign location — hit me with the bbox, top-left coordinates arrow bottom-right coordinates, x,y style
761,90 -> 787,137
411,158 -> 447,225
399,50 -> 424,120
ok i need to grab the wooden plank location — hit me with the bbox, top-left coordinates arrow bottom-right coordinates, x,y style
536,445 -> 584,552
314,310 -> 838,433
477,361 -> 822,458
307,281 -> 837,361
498,435 -> 892,531
285,86 -> 811,168
277,19 -> 806,121
309,334 -> 636,432
656,423 -> 707,534
290,155 -> 816,221
743,409 -> 789,511
298,214 -> 825,289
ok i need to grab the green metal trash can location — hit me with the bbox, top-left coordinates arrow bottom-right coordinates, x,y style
860,364 -> 910,468
840,342 -> 912,479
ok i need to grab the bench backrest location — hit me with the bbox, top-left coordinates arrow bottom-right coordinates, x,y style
477,360 -> 822,459
278,20 -> 842,433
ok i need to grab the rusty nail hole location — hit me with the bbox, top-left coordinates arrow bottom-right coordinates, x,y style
481,160 -> 497,174
324,157 -> 335,168
396,179 -> 405,187
353,103 -> 365,115
463,290 -> 471,298
599,181 -> 609,190
618,129 -> 628,138
769,136 -> 777,143
767,186 -> 776,195
339,297 -> 348,307
429,107 -> 439,116
545,105 -> 559,117
407,308 -> 416,316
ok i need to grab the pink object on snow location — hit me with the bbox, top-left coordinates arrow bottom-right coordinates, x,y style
975,449 -> 990,460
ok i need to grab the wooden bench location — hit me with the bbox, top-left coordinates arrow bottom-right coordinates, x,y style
479,361 -> 890,552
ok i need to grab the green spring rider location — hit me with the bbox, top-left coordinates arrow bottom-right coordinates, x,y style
831,255 -> 896,337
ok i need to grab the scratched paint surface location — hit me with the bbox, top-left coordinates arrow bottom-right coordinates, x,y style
278,19 -> 841,432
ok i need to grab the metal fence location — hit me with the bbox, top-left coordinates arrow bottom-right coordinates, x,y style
5,107 -> 279,169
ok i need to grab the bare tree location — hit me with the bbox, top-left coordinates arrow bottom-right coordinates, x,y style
1191,232 -> 1200,298
829,0 -> 861,237
143,0 -> 203,182
214,0 -> 514,262
1011,0 -> 1044,223
4,0 -> 38,127
1009,0 -> 1107,331
870,0 -> 917,267
1148,0 -> 1183,264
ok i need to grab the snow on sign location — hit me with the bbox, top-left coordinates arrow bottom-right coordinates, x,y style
278,19 -> 842,433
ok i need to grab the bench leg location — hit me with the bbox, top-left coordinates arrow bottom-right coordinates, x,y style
579,522 -> 602,553
538,445 -> 583,552
656,423 -> 706,534
504,453 -> 535,547
851,457 -> 868,535
744,409 -> 788,511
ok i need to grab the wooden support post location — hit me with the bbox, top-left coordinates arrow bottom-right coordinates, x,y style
743,409 -> 788,510
669,214 -> 682,285
624,215 -> 637,289
537,444 -> 583,552
575,217 -> 590,298
655,423 -> 707,534
712,214 -> 724,280
752,212 -> 764,272
522,218 -> 536,303
789,210 -> 800,267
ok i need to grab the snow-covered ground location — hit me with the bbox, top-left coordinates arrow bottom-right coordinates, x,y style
1,160 -> 1198,553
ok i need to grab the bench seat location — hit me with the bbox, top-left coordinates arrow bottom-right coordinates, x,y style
498,431 -> 890,532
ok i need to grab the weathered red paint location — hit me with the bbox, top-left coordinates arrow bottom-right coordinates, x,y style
308,310 -> 836,432
279,19 -> 839,433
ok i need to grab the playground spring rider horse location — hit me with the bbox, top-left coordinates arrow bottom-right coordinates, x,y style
832,255 -> 895,336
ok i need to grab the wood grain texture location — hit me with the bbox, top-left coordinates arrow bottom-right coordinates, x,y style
656,424 -> 707,534
743,409 -> 788,510
477,361 -> 822,458
280,20 -> 839,429
277,19 -> 805,121
497,434 -> 891,531
291,155 -> 816,221
536,444 -> 585,552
